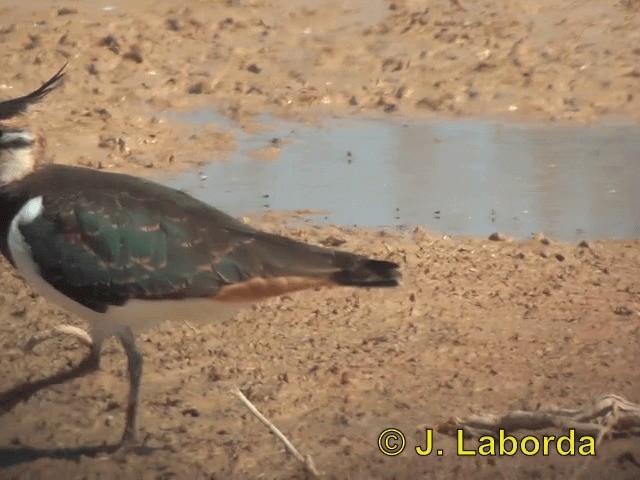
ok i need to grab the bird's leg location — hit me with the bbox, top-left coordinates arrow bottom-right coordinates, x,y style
116,326 -> 143,446
0,342 -> 101,414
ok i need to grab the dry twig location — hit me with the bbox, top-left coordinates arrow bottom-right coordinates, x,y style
232,388 -> 320,478
438,393 -> 640,439
438,394 -> 640,479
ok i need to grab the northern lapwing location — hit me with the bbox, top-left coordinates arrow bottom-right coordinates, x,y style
0,66 -> 400,448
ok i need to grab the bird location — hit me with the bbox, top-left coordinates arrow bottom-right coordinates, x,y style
0,66 -> 400,449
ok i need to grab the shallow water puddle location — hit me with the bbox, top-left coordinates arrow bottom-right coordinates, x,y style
165,111 -> 640,241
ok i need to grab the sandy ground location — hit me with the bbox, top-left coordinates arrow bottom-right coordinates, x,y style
1,0 -> 640,479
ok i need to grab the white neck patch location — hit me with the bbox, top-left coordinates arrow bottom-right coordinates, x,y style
0,146 -> 36,184
10,196 -> 43,227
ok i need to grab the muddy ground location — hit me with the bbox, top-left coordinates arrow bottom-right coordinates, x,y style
1,0 -> 640,479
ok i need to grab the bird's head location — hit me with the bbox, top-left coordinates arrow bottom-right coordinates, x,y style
0,127 -> 39,185
0,65 -> 65,186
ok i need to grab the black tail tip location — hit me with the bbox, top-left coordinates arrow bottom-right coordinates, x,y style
332,259 -> 401,287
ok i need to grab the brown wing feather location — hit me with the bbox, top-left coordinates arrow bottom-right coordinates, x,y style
214,276 -> 332,301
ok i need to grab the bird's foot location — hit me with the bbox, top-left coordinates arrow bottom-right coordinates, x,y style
115,428 -> 145,453
105,430 -> 174,457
